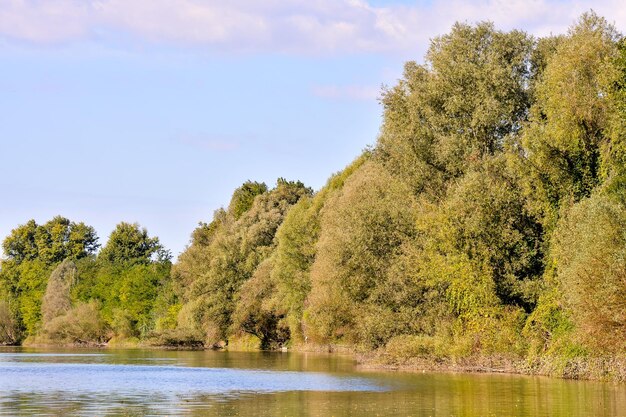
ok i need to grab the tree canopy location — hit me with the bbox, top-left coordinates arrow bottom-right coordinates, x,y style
2,216 -> 98,265
99,222 -> 167,264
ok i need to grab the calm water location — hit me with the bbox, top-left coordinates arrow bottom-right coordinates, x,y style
0,347 -> 624,416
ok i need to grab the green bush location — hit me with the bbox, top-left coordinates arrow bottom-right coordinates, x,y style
553,192 -> 626,353
44,301 -> 109,345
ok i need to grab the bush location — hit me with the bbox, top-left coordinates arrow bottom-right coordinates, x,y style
44,301 -> 109,345
384,335 -> 439,362
41,260 -> 76,324
553,193 -> 626,353
0,300 -> 20,345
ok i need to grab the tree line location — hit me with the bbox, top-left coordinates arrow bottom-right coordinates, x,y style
0,217 -> 171,345
1,12 -> 624,379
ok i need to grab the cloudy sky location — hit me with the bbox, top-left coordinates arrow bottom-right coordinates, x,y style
0,0 -> 623,256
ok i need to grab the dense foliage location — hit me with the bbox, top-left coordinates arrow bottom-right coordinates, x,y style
0,220 -> 171,344
0,12 -> 623,379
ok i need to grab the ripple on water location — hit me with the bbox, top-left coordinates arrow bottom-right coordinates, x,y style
0,350 -> 624,417
0,359 -> 388,416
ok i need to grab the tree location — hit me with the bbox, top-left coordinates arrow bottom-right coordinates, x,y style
99,222 -> 164,264
115,264 -> 166,337
603,38 -> 626,179
228,181 -> 268,220
1,216 -> 99,265
440,157 -> 544,310
231,258 -> 289,349
519,13 -> 622,221
171,210 -> 228,307
305,161 -> 418,347
1,220 -> 38,263
44,301 -> 108,345
41,260 -> 77,324
176,178 -> 311,345
0,300 -> 20,345
13,260 -> 52,336
377,22 -> 533,196
553,192 -> 626,353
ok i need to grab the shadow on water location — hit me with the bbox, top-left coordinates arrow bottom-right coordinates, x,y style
0,347 -> 624,416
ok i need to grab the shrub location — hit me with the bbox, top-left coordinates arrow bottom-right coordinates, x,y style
44,301 -> 109,345
0,300 -> 20,345
553,193 -> 626,353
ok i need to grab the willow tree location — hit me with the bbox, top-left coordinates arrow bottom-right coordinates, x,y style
0,300 -> 19,345
41,260 -> 77,324
519,13 -> 622,225
553,192 -> 626,353
377,22 -> 533,197
305,161 -> 418,348
176,179 -> 312,346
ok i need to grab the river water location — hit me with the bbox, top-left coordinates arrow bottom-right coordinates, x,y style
0,347 -> 623,416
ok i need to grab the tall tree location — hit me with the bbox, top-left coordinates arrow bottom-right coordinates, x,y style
41,260 -> 77,324
1,216 -> 98,265
1,220 -> 38,264
519,13 -> 622,220
228,181 -> 268,220
377,22 -> 533,196
99,222 -> 165,264
176,179 -> 311,345
305,161 -> 418,347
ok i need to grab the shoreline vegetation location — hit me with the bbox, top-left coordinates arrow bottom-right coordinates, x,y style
9,339 -> 626,383
1,12 -> 625,383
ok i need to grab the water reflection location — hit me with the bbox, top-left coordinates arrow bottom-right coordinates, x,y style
0,347 -> 624,416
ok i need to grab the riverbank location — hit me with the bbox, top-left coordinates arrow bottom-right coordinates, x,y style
11,336 -> 626,383
356,351 -> 626,383
284,343 -> 626,383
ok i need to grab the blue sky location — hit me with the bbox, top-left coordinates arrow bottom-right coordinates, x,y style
0,0 -> 623,257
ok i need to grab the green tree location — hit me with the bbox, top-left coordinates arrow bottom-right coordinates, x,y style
268,155 -> 368,343
0,299 -> 20,345
228,181 -> 268,220
231,258 -> 289,349
603,38 -> 626,179
41,260 -> 77,324
377,22 -> 533,196
305,161 -> 418,347
519,13 -> 622,222
13,260 -> 52,336
172,209 -> 229,298
99,222 -> 165,264
552,192 -> 626,353
1,220 -> 38,263
177,178 -> 311,346
2,217 -> 98,265
2,216 -> 99,265
79,254 -> 171,339
44,301 -> 108,345
441,157 -> 544,310
35,217 -> 99,264
227,155 -> 369,347
115,264 -> 167,337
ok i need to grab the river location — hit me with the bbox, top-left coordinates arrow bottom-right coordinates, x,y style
0,347 -> 623,416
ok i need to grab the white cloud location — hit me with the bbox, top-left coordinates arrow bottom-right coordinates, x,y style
0,0 -> 91,43
0,0 -> 624,54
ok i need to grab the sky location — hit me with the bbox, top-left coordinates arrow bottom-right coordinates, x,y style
1,0 -> 624,258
